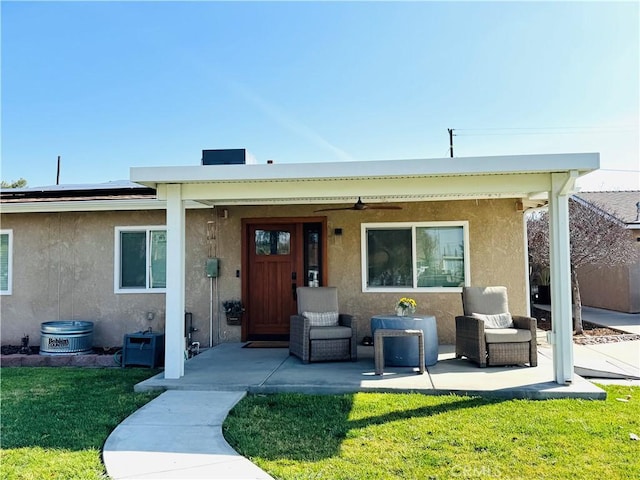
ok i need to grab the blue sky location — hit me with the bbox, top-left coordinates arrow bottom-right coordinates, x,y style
2,1 -> 638,191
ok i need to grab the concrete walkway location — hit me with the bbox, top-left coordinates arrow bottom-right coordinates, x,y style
103,390 -> 272,479
580,305 -> 640,335
573,306 -> 640,380
535,304 -> 640,380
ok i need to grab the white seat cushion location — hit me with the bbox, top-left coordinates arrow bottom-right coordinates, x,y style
303,311 -> 339,327
484,328 -> 532,344
309,326 -> 353,340
471,312 -> 513,329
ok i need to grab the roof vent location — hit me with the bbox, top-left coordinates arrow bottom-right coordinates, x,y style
201,149 -> 256,166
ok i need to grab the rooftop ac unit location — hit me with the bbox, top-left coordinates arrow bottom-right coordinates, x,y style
201,149 -> 256,166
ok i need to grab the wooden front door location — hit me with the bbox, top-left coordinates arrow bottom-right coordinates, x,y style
242,219 -> 326,341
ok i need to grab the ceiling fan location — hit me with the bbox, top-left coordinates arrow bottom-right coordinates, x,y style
315,197 -> 402,213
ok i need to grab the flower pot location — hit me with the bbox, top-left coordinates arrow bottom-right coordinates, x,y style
226,314 -> 242,326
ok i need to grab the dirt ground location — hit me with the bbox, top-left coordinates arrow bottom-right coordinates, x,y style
0,345 -> 121,356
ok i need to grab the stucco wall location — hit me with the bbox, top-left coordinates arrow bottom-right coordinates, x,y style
0,209 -> 218,348
1,198 -> 528,348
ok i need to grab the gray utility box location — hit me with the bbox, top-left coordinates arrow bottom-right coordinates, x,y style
122,332 -> 165,368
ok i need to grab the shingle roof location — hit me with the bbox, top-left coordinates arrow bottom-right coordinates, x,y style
573,191 -> 640,225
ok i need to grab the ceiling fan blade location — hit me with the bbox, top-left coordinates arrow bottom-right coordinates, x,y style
314,197 -> 402,212
366,205 -> 403,210
314,206 -> 355,212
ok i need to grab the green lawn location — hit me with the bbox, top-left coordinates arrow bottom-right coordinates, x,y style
224,385 -> 640,480
2,368 -> 638,480
1,367 -> 160,480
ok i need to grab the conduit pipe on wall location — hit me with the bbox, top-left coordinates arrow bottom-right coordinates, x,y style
206,213 -> 222,348
216,277 -> 221,345
209,276 -> 213,348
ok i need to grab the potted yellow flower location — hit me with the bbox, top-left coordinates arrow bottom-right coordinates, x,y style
395,297 -> 417,316
222,300 -> 244,326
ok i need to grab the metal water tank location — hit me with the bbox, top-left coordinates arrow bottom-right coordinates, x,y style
40,321 -> 94,355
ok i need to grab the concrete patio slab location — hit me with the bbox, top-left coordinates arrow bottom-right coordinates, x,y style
429,345 -> 604,399
259,347 -> 435,394
134,343 -> 606,400
135,345 -> 291,392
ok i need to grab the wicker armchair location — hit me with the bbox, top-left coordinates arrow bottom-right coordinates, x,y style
455,286 -> 537,368
289,287 -> 357,364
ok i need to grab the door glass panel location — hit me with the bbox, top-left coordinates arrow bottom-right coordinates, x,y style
304,223 -> 321,286
255,230 -> 291,255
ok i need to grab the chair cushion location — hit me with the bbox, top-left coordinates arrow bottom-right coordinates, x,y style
309,326 -> 353,340
485,328 -> 532,343
471,312 -> 513,329
297,287 -> 339,314
303,311 -> 339,327
463,286 -> 509,315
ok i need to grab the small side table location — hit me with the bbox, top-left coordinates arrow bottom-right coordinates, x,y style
374,329 -> 425,375
371,315 -> 438,366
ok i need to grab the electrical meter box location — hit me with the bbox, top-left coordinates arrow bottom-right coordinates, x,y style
206,258 -> 219,278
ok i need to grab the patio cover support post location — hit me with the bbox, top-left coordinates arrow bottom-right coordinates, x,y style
164,184 -> 186,379
548,172 -> 577,384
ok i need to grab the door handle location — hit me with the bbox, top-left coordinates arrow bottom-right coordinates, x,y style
291,271 -> 297,301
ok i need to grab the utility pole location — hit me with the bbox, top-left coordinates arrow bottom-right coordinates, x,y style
56,156 -> 61,185
448,129 -> 454,158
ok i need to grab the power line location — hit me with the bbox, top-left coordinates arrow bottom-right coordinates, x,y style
454,125 -> 637,139
454,131 -> 636,137
455,125 -> 636,132
456,129 -> 637,137
445,125 -> 638,157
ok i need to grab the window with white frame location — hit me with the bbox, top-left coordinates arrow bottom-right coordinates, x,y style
0,230 -> 13,295
361,222 -> 470,292
115,226 -> 167,293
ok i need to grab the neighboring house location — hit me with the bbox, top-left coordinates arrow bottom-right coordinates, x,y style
572,191 -> 640,313
1,150 -> 599,385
